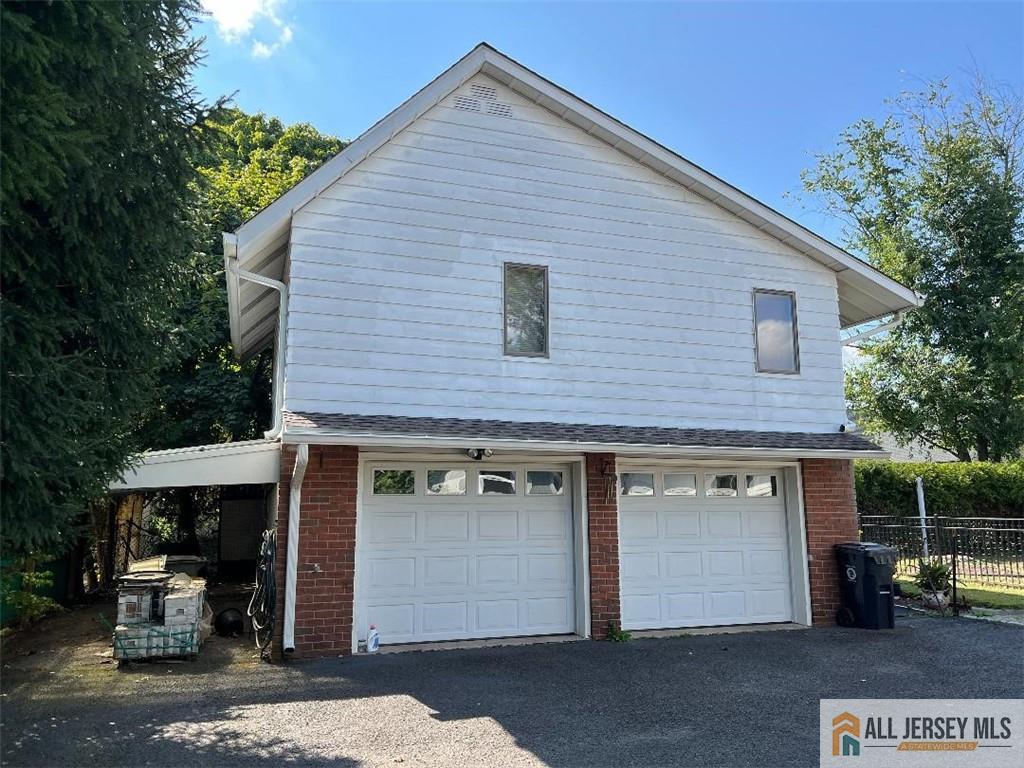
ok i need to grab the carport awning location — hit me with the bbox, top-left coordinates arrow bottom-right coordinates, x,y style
110,440 -> 281,491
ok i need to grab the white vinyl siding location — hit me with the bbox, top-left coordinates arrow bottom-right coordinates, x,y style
285,74 -> 846,433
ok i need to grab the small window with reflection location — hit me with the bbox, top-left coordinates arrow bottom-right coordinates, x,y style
754,290 -> 799,374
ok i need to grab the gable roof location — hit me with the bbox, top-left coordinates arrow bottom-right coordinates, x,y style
224,42 -> 921,358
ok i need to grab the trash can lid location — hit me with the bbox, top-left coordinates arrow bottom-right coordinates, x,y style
835,541 -> 895,551
834,541 -> 873,552
834,541 -> 898,563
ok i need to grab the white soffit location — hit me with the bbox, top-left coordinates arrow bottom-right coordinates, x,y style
225,43 -> 921,356
110,440 -> 280,491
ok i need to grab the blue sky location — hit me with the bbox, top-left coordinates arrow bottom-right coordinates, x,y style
194,1 -> 1023,246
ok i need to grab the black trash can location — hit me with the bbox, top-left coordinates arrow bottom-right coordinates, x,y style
834,542 -> 897,629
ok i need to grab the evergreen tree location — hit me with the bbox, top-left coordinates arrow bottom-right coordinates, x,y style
1,1 -> 218,555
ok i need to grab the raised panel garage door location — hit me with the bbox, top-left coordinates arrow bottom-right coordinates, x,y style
357,462 -> 575,646
619,467 -> 793,630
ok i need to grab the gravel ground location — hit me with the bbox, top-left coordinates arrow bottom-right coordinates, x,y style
2,612 -> 1022,767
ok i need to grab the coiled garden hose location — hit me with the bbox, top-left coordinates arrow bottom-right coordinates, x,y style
247,529 -> 276,655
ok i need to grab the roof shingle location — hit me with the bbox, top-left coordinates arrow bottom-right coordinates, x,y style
283,411 -> 882,454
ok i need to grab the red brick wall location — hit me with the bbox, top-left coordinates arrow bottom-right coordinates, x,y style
586,452 -> 620,639
801,458 -> 859,625
275,444 -> 358,658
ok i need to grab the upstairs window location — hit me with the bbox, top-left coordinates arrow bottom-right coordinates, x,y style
504,263 -> 548,356
753,290 -> 800,374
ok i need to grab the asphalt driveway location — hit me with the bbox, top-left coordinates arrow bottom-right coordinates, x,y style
3,613 -> 1022,767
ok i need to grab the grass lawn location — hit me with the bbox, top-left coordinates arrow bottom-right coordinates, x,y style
898,579 -> 1024,610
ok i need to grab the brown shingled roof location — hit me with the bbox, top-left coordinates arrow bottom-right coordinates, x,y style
284,411 -> 883,454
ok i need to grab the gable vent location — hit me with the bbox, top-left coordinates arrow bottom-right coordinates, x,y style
486,101 -> 513,118
453,95 -> 481,112
470,83 -> 498,100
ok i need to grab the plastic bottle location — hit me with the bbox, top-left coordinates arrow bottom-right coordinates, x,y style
366,624 -> 380,653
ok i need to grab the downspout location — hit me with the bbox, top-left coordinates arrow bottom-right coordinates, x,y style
223,232 -> 288,439
283,442 -> 308,654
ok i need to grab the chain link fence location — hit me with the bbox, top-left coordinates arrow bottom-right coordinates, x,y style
859,515 -> 1024,589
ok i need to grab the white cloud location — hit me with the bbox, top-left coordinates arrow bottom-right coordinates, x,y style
252,23 -> 293,58
203,0 -> 293,58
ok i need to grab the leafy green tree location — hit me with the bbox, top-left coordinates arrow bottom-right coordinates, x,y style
1,1 -> 218,557
137,109 -> 345,451
802,78 -> 1024,461
135,110 -> 344,548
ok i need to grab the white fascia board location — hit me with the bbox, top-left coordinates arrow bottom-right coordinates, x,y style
110,440 -> 281,491
281,428 -> 888,460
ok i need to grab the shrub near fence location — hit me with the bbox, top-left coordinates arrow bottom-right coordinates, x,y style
855,460 -> 1024,518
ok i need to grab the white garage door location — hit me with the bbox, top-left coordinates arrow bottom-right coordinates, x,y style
619,467 -> 793,630
357,461 -> 575,646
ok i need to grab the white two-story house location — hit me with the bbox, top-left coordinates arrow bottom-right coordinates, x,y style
120,44 -> 919,657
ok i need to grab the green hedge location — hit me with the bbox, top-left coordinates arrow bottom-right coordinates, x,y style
855,460 -> 1024,518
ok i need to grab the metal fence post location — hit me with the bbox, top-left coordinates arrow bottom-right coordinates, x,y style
951,534 -> 959,617
916,477 -> 929,558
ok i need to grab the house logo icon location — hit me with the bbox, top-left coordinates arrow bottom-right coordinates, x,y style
832,712 -> 861,756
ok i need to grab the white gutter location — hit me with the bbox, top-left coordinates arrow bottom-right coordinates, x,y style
282,442 -> 308,655
280,429 -> 889,460
223,232 -> 287,438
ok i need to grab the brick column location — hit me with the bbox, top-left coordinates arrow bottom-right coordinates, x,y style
275,444 -> 358,657
586,452 -> 620,639
801,458 -> 859,625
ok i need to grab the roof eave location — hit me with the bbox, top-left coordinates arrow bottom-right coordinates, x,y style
280,426 -> 889,460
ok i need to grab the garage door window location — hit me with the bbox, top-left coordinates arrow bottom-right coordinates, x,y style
746,474 -> 778,497
427,469 -> 467,495
704,473 -> 738,497
527,471 -> 563,495
620,472 -> 655,496
663,473 -> 697,496
480,471 -> 516,495
373,469 -> 416,495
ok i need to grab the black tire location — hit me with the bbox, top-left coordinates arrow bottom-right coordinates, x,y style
836,606 -> 857,627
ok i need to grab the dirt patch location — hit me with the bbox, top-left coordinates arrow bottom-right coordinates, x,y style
1,590 -> 264,703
